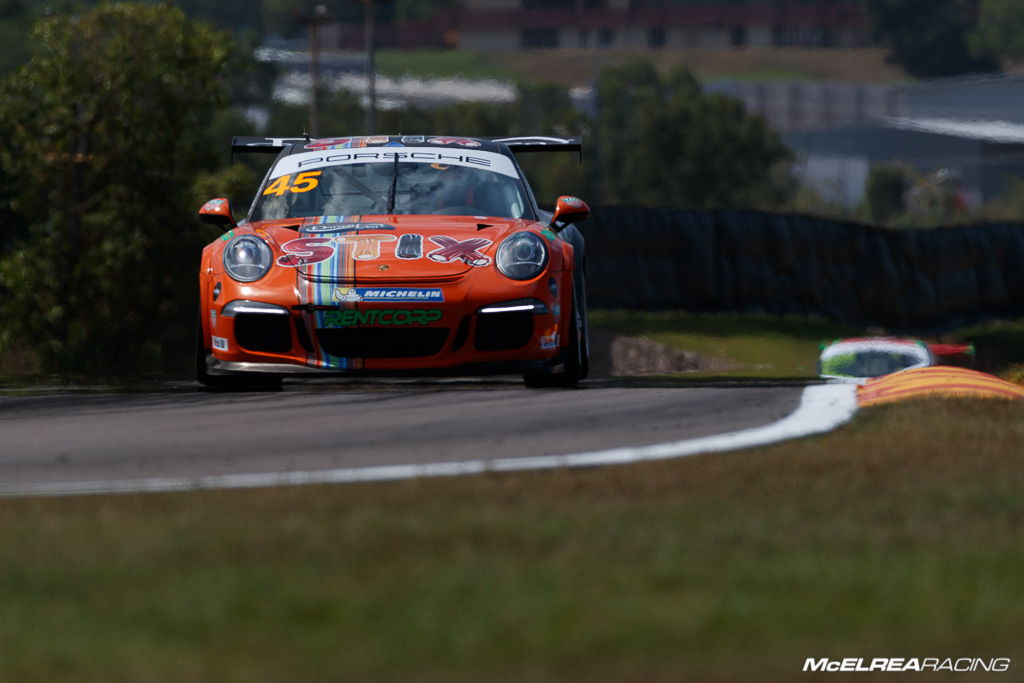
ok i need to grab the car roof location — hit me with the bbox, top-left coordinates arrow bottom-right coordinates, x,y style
279,135 -> 508,157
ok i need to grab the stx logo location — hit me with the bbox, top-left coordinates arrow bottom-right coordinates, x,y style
275,234 -> 493,268
427,236 -> 492,267
277,235 -> 396,266
335,234 -> 397,260
276,237 -> 334,267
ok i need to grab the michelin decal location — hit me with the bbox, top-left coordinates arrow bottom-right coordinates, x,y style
333,287 -> 444,303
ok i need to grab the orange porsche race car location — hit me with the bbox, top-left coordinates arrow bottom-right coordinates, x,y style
196,135 -> 590,388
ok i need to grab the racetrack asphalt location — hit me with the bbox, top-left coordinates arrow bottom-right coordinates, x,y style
0,380 -> 805,494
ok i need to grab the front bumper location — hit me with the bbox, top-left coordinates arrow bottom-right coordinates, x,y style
204,273 -> 570,375
204,354 -> 566,378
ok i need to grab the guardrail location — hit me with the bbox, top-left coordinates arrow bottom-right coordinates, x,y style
584,207 -> 1024,329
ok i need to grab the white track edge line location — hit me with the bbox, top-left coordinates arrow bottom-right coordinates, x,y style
0,384 -> 859,498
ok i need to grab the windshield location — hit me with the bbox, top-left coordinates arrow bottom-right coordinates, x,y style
252,150 -> 532,221
820,349 -> 924,378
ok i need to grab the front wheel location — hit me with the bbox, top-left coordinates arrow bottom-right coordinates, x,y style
524,279 -> 588,388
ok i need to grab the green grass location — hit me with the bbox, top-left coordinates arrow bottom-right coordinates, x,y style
374,49 -> 516,81
1,398 -> 1022,682
591,310 -> 1024,381
591,310 -> 857,379
947,318 -> 1024,370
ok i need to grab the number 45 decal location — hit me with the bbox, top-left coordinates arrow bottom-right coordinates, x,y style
262,171 -> 322,196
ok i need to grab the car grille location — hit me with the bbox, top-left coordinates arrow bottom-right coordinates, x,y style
474,311 -> 533,351
315,328 -> 450,358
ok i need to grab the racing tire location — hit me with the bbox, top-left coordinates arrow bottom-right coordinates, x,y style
195,312 -> 281,391
523,273 -> 589,388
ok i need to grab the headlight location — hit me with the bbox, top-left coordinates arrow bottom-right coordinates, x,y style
496,232 -> 548,280
223,235 -> 273,282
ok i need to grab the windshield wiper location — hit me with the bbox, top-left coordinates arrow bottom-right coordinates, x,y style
386,153 -> 399,214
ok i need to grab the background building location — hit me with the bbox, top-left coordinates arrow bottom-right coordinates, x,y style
784,73 -> 1024,208
458,0 -> 872,51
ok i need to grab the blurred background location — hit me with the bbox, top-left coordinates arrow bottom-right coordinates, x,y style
2,0 -> 1024,375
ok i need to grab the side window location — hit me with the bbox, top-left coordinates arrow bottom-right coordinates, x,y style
504,184 -> 524,219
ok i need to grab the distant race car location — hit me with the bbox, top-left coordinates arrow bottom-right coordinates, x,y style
818,337 -> 974,383
196,135 -> 590,388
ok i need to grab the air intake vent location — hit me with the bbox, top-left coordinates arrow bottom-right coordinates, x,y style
235,314 -> 293,353
474,311 -> 532,351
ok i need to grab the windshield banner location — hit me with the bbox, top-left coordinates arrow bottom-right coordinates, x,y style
271,147 -> 519,180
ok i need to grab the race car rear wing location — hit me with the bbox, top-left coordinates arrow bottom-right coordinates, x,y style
231,136 -> 307,154
230,135 -> 582,158
486,136 -> 581,154
487,136 -> 582,162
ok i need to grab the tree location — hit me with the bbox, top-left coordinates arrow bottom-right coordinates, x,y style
866,0 -> 999,78
865,163 -> 909,223
0,0 -> 36,75
0,2 -> 231,372
971,0 -> 1024,62
593,60 -> 792,209
513,82 -> 590,205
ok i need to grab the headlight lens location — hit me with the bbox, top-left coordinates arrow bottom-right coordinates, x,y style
223,235 -> 273,282
496,231 -> 548,280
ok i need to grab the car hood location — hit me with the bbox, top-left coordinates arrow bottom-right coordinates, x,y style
252,215 -> 539,283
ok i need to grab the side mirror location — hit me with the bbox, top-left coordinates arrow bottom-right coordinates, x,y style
549,195 -> 590,233
198,197 -> 236,230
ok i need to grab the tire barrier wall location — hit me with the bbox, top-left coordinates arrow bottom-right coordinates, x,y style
583,207 -> 1024,329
